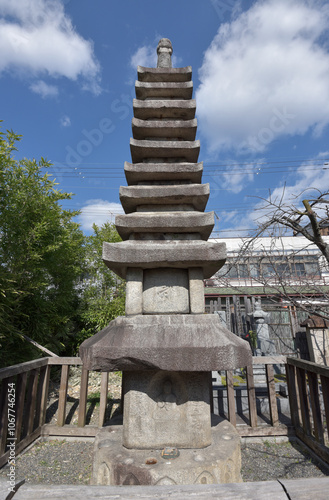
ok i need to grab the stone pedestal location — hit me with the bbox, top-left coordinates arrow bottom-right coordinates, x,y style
92,419 -> 242,486
123,371 -> 211,449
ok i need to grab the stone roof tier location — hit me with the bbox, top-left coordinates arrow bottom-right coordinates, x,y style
124,161 -> 203,185
102,240 -> 226,279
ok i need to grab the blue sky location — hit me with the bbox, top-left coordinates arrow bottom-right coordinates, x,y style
1,0 -> 329,236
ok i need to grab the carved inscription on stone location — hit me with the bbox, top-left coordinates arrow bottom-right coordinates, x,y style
123,370 -> 211,449
142,268 -> 189,314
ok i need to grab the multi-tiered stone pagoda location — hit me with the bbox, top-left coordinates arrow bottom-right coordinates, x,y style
80,38 -> 251,486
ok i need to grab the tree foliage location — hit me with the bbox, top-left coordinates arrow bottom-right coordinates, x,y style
75,222 -> 125,351
0,128 -> 85,366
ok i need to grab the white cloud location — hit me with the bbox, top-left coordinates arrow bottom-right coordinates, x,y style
0,0 -> 101,94
78,200 -> 124,233
30,79 -> 58,98
229,152 -> 329,234
196,0 -> 329,154
209,160 -> 264,194
263,155 -> 329,211
130,45 -> 157,69
60,114 -> 71,127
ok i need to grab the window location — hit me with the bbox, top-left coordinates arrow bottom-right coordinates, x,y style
216,254 -> 321,281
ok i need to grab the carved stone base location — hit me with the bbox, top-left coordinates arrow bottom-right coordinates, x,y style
122,370 -> 211,449
92,418 -> 242,486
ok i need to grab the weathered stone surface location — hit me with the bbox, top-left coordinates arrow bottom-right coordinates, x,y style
124,161 -> 203,185
119,184 -> 209,214
135,81 -> 193,100
132,118 -> 197,141
157,38 -> 173,68
92,419 -> 242,485
142,269 -> 189,314
102,240 -> 226,279
115,212 -> 214,241
133,99 -> 196,120
306,326 -> 329,365
79,314 -> 252,372
138,65 -> 192,82
123,371 -> 211,449
125,268 -> 143,316
188,268 -> 205,314
130,139 -> 200,163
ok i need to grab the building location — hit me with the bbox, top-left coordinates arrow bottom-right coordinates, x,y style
204,235 -> 329,357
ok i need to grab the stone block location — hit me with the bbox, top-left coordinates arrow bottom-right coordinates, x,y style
132,118 -> 197,141
130,139 -> 200,163
119,184 -> 209,214
133,99 -> 196,120
135,81 -> 193,100
122,371 -> 211,449
137,66 -> 192,82
125,268 -> 143,316
92,419 -> 242,485
306,327 -> 329,365
143,269 -> 189,314
188,268 -> 205,314
79,314 -> 252,372
102,240 -> 226,279
124,161 -> 203,185
115,211 -> 214,241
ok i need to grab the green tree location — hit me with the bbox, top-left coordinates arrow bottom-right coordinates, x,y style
0,127 -> 85,367
75,222 -> 125,351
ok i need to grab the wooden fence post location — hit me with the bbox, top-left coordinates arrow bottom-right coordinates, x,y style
57,365 -> 69,427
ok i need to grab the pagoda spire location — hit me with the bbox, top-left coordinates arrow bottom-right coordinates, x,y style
157,38 -> 173,68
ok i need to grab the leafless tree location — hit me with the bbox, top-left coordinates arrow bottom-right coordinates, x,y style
210,187 -> 329,321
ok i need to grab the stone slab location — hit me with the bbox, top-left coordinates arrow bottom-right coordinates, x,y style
138,65 -> 192,82
130,139 -> 200,163
133,99 -> 196,120
143,268 -> 189,314
102,240 -> 226,279
189,268 -> 205,313
124,161 -> 203,185
122,371 -> 211,449
125,268 -> 143,315
115,211 -> 214,241
135,81 -> 193,100
92,418 -> 242,486
306,328 -> 329,365
79,314 -> 252,372
132,118 -> 197,141
119,184 -> 209,214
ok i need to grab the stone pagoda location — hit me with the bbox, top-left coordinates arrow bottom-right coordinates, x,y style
80,38 -> 251,486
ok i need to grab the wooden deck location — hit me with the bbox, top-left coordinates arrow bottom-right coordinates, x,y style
3,477 -> 329,499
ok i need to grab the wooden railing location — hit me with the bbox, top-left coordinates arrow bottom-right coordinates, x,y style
1,355 -> 329,468
286,357 -> 329,465
0,358 -> 49,468
214,355 -> 289,437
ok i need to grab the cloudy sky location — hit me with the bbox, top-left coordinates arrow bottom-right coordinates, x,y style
1,0 -> 328,235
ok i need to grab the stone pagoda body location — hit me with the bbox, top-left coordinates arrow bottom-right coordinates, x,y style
80,38 -> 251,486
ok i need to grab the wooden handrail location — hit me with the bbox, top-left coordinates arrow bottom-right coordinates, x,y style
286,356 -> 329,465
1,354 -> 328,468
287,357 -> 329,377
0,358 -> 48,380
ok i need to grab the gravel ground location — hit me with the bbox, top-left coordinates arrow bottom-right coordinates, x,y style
1,438 -> 328,485
241,439 -> 329,482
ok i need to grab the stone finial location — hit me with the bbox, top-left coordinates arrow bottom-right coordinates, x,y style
157,38 -> 173,68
